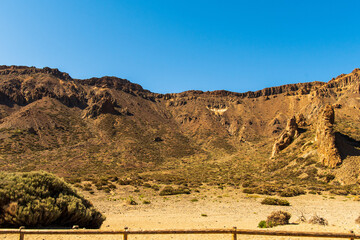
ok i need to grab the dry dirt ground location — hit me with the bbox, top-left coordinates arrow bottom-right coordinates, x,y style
2,185 -> 360,240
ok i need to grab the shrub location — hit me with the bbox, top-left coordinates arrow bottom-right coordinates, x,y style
128,197 -> 138,205
266,211 -> 291,227
0,171 -> 105,228
279,187 -> 305,197
83,183 -> 92,191
159,186 -> 191,196
258,220 -> 267,228
242,182 -> 257,188
257,185 -> 277,195
243,188 -> 255,194
243,185 -> 277,195
118,179 -> 131,185
151,184 -> 160,191
308,215 -> 328,226
261,197 -> 290,206
330,189 -> 349,196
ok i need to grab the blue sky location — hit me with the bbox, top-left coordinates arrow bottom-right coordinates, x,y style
1,0 -> 359,93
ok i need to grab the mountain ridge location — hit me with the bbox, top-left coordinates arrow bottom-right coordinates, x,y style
0,65 -> 360,193
0,65 -> 338,97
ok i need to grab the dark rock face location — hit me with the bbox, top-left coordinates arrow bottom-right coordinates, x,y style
0,66 -> 87,108
315,105 -> 342,168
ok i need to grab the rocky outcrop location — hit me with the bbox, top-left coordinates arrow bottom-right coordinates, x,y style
80,76 -> 146,93
271,116 -> 299,158
315,105 -> 342,168
0,65 -> 72,81
296,114 -> 307,127
0,66 -> 87,108
82,91 -> 119,118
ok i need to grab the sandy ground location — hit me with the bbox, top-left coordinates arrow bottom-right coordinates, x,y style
1,186 -> 360,240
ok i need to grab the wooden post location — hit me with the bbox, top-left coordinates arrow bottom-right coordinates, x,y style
232,227 -> 237,240
123,227 -> 128,240
19,226 -> 25,240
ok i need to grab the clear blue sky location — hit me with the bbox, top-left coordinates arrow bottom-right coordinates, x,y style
1,0 -> 359,94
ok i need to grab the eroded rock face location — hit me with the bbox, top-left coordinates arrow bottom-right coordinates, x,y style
296,114 -> 307,127
271,116 -> 299,158
82,91 -> 118,118
315,105 -> 341,168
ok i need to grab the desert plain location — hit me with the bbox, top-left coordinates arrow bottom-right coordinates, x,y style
2,185 -> 360,240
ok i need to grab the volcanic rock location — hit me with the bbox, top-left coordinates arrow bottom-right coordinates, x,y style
82,91 -> 118,118
271,116 -> 299,158
315,105 -> 342,168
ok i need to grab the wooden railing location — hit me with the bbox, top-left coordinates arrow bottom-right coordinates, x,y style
0,227 -> 358,240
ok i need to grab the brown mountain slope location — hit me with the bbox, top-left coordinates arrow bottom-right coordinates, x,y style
0,65 -> 360,193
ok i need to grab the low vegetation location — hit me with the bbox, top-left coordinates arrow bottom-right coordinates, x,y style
279,187 -> 306,197
308,215 -> 328,226
127,197 -> 138,205
258,211 -> 291,228
0,171 -> 105,228
261,197 -> 290,206
159,186 -> 191,196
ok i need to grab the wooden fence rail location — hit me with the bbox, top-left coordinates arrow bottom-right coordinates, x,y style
0,227 -> 358,240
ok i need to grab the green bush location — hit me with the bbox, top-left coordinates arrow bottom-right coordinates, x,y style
257,220 -> 267,228
261,197 -> 290,206
0,171 -> 105,228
